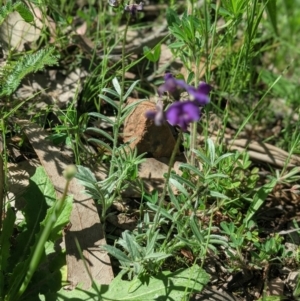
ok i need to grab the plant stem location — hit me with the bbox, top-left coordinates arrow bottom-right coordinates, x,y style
109,16 -> 130,177
151,131 -> 182,237
9,179 -> 71,301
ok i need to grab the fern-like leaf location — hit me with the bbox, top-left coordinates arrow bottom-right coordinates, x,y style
0,47 -> 59,96
0,0 -> 13,25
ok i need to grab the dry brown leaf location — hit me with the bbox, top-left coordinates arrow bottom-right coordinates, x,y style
0,10 -> 42,51
266,277 -> 285,296
76,21 -> 87,36
17,120 -> 113,289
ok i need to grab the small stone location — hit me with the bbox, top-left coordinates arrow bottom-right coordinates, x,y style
123,98 -> 176,158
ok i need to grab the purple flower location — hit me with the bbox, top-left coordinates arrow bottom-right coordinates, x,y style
186,82 -> 211,106
124,2 -> 143,16
158,73 -> 211,106
166,101 -> 200,131
158,73 -> 188,97
145,100 -> 165,126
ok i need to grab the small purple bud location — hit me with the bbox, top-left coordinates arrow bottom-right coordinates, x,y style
124,2 -> 143,16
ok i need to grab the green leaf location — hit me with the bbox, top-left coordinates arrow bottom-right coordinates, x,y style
48,195 -> 72,243
86,127 -> 114,142
123,80 -> 140,101
112,77 -> 121,96
190,216 -> 204,243
147,203 -> 174,221
179,163 -> 204,178
9,167 -> 56,265
103,265 -> 209,301
193,150 -> 211,167
0,0 -> 13,25
75,165 -> 104,200
169,178 -> 190,197
245,178 -> 277,223
88,112 -> 115,125
143,46 -> 154,61
53,265 -> 209,301
143,252 -> 171,261
101,245 -> 131,263
14,2 -> 34,23
121,99 -> 144,114
153,44 -> 161,62
262,0 -> 278,36
207,139 -> 215,165
123,231 -> 142,259
6,167 -> 72,301
99,93 -> 119,110
168,41 -> 186,49
0,47 -> 59,96
209,191 -> 230,200
101,88 -> 121,99
166,8 -> 181,26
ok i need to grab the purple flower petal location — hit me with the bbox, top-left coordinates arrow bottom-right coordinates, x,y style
145,100 -> 165,126
158,73 -> 188,96
124,2 -> 143,15
186,82 -> 211,106
166,101 -> 200,131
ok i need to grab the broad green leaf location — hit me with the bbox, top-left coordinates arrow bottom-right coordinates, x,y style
6,167 -> 72,301
9,167 -> 56,265
53,265 -> 209,301
102,265 -> 209,301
